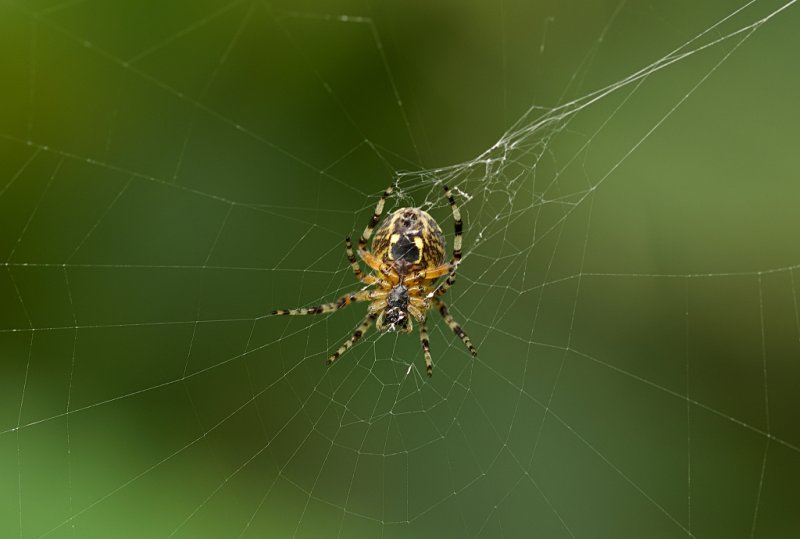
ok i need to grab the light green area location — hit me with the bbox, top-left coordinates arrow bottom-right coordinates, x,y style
1,1 -> 799,537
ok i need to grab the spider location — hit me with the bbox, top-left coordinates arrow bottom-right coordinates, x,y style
272,185 -> 477,376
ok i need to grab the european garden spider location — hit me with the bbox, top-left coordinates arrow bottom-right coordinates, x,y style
272,185 -> 477,376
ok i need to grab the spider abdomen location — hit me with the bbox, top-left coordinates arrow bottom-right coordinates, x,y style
371,207 -> 445,275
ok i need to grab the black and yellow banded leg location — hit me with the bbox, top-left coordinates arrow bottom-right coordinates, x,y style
345,237 -> 380,284
434,297 -> 477,357
358,186 -> 393,252
443,185 -> 463,262
272,289 -> 382,316
403,262 -> 454,284
347,237 -> 394,286
419,318 -> 433,377
434,271 -> 456,297
327,312 -> 378,365
434,185 -> 463,297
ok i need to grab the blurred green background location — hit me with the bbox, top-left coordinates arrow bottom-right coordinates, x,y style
2,0 -> 799,537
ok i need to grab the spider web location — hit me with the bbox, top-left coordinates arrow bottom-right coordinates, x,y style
1,0 -> 800,537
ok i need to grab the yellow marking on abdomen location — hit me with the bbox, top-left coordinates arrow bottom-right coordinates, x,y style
413,236 -> 424,263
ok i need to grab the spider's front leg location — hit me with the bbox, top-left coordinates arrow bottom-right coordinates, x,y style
327,312 -> 378,365
408,294 -> 430,321
434,297 -> 477,357
419,317 -> 433,377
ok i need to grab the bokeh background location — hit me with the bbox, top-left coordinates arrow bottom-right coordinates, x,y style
2,0 -> 800,537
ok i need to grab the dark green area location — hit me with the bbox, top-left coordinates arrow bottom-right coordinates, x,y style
1,1 -> 799,537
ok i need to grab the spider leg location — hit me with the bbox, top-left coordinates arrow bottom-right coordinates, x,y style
433,186 -> 463,297
356,186 -> 401,283
367,299 -> 388,314
443,185 -> 463,263
403,262 -> 453,284
433,297 -> 477,357
345,237 -> 378,284
434,272 -> 457,297
347,238 -> 396,287
419,317 -> 433,377
358,185 -> 393,253
327,312 -> 378,365
272,289 -> 385,316
407,303 -> 424,323
359,248 -> 398,284
408,296 -> 430,320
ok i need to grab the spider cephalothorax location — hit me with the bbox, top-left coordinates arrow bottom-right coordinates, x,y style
380,283 -> 412,332
273,185 -> 477,376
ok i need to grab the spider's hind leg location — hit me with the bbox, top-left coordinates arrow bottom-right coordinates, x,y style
433,185 -> 463,297
442,185 -> 463,263
345,237 -> 373,284
359,186 -> 394,252
346,237 -> 395,286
